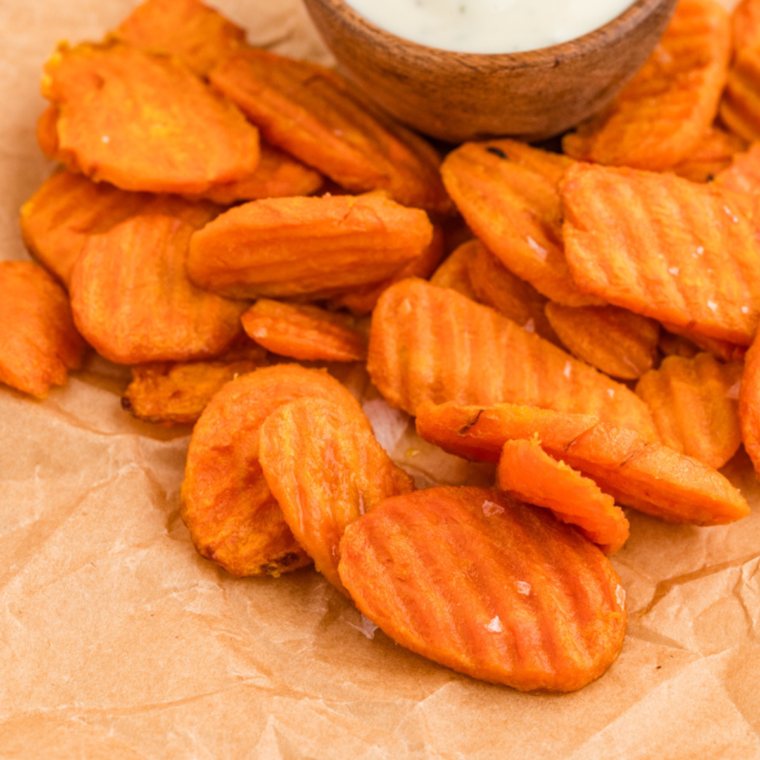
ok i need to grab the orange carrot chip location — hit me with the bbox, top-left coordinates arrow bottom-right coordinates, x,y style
0,261 -> 86,398
720,46 -> 760,142
429,239 -> 479,300
36,106 -> 60,160
563,0 -> 731,170
259,397 -> 414,594
732,0 -> 760,52
338,487 -> 627,692
669,125 -> 748,182
740,326 -> 760,475
659,322 -> 746,362
180,364 -> 368,576
714,141 -> 760,193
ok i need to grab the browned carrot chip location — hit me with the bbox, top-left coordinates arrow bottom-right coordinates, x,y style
720,46 -> 760,142
42,42 -> 259,194
544,303 -> 660,380
740,325 -> 760,475
441,139 -> 598,306
0,261 -> 86,398
209,48 -> 450,213
429,239 -> 479,300
241,299 -> 366,362
368,278 -> 658,440
416,402 -> 750,526
732,0 -> 760,51
259,397 -> 414,594
659,322 -> 746,362
497,438 -> 630,555
714,141 -> 760,193
563,0 -> 731,170
562,163 -> 760,346
187,193 -> 432,300
70,214 -> 247,364
669,125 -> 748,182
111,0 -> 246,77
339,487 -> 626,692
180,364 -> 368,577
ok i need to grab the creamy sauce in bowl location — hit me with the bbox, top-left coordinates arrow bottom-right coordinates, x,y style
343,0 -> 637,54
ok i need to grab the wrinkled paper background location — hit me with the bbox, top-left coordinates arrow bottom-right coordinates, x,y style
2,0 -> 760,757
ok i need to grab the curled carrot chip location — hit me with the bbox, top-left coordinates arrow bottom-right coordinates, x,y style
210,49 -> 450,213
111,0 -> 246,76
70,214 -> 247,364
259,397 -> 414,594
187,193 -> 432,300
0,261 -> 86,399
338,487 -> 626,692
42,42 -> 259,194
563,0 -> 731,170
732,0 -> 760,52
668,126 -> 748,182
416,402 -> 750,525
544,303 -> 660,380
562,163 -> 760,346
720,46 -> 760,142
368,278 -> 658,440
181,364 -> 367,576
429,240 -> 479,300
241,300 -> 366,362
441,139 -> 597,306
497,438 -> 630,555
714,141 -> 760,193
740,327 -> 760,475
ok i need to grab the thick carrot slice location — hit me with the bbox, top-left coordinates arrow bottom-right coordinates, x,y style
339,487 -> 627,692
368,278 -> 658,440
562,163 -> 760,346
563,0 -> 731,170
740,326 -> 760,475
668,125 -> 747,182
416,402 -> 750,526
259,397 -> 414,594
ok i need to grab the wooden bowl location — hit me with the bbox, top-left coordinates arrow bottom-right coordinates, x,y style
302,0 -> 678,143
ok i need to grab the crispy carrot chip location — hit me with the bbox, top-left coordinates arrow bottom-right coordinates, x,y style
429,240 -> 479,300
441,139 -> 597,306
740,327 -> 760,475
180,364 -> 368,576
112,0 -> 246,77
259,397 -> 414,594
636,353 -> 743,469
416,402 -> 750,525
241,300 -> 366,362
563,0 -> 731,170
562,163 -> 760,346
70,214 -> 246,364
0,261 -> 86,398
187,193 -> 432,300
497,438 -> 630,555
544,303 -> 660,380
42,42 -> 259,194
714,141 -> 760,193
720,46 -> 760,142
732,0 -> 760,52
209,48 -> 450,213
338,487 -> 626,692
659,322 -> 746,362
368,278 -> 658,440
669,125 -> 748,182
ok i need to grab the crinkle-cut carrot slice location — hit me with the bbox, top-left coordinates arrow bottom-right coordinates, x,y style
187,193 -> 432,300
563,0 -> 731,170
720,46 -> 760,142
42,42 -> 259,195
668,125 -> 748,182
241,300 -> 366,362
111,0 -> 246,77
415,402 -> 749,525
544,303 -> 660,380
259,397 -> 414,594
714,141 -> 760,193
209,49 -> 450,214
36,106 -> 59,160
660,322 -> 746,362
441,139 -> 598,307
429,240 -> 479,300
338,487 -> 626,692
70,214 -> 247,364
0,261 -> 86,399
20,170 -> 219,288
740,326 -> 760,475
562,163 -> 760,346
732,0 -> 760,51
181,364 -> 369,576
368,278 -> 659,440
497,438 -> 630,555
635,353 -> 743,469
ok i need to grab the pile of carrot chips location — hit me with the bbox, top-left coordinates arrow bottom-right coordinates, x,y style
10,0 -> 760,693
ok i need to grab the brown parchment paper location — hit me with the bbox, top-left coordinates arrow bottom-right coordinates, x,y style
2,1 -> 760,757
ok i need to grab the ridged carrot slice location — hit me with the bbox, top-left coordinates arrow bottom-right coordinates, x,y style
416,402 -> 750,526
0,261 -> 86,399
544,303 -> 660,380
732,0 -> 760,52
720,46 -> 760,142
635,353 -> 743,469
669,125 -> 747,182
209,48 -> 450,214
497,438 -> 630,555
563,0 -> 731,170
338,487 -> 626,692
181,364 -> 369,577
368,278 -> 658,440
562,163 -> 760,346
429,239 -> 479,300
740,327 -> 760,475
259,397 -> 414,594
441,139 -> 597,306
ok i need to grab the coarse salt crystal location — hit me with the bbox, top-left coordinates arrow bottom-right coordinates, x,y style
607,389 -> 615,398
616,585 -> 626,609
563,361 -> 572,379
486,616 -> 503,633
742,306 -> 750,315
668,267 -> 679,276
348,615 -> 378,639
482,500 -> 504,517
102,135 -> 110,143
527,236 -> 548,261
707,301 -> 718,311
523,318 -> 535,333
727,380 -> 742,400
696,247 -> 704,255
399,298 -> 412,316
516,581 -> 531,596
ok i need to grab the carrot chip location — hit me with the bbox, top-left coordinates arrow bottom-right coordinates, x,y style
740,326 -> 760,475
429,239 -> 479,300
